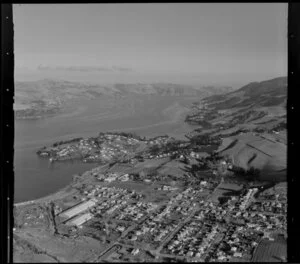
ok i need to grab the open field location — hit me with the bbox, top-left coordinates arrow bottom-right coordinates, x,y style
216,133 -> 286,180
14,227 -> 109,262
210,182 -> 243,203
134,158 -> 171,169
157,160 -> 188,179
251,238 -> 287,262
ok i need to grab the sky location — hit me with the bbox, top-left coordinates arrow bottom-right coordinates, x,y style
13,3 -> 287,88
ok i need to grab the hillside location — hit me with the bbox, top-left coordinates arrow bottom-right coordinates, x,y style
216,132 -> 286,181
185,77 -> 287,181
14,79 -> 233,119
185,77 -> 287,135
202,77 -> 287,109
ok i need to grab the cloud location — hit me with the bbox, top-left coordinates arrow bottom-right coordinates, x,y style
37,65 -> 134,73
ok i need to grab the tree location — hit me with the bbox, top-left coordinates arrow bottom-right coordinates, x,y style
148,144 -> 160,155
170,153 -> 178,160
181,156 -> 189,164
245,167 -> 260,181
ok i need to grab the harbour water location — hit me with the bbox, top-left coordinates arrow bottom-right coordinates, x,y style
14,95 -> 198,202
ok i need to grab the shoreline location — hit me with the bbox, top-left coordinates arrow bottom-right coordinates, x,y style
14,184 -> 72,207
14,163 -> 110,207
14,96 -> 197,204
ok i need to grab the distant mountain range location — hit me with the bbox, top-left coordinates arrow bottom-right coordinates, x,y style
14,79 -> 233,119
112,83 -> 233,97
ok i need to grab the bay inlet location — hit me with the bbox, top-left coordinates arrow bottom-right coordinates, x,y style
14,95 -> 197,202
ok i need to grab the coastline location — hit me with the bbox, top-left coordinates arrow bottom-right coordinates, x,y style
14,184 -> 73,207
14,96 -> 197,203
14,163 -> 110,207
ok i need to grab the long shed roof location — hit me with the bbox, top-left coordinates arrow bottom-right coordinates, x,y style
60,200 -> 96,219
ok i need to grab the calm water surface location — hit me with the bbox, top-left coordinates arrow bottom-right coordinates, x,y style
14,95 -> 198,202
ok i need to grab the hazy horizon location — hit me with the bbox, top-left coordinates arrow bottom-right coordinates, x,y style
13,3 -> 287,88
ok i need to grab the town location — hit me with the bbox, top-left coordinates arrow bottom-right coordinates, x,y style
12,3 -> 289,262
37,132 -> 180,163
14,146 -> 287,262
20,100 -> 287,262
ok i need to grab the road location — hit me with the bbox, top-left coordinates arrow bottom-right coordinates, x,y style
92,222 -> 137,262
152,180 -> 223,257
155,207 -> 199,254
93,179 -> 223,261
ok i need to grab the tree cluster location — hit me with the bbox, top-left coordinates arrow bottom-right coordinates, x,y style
231,165 -> 260,180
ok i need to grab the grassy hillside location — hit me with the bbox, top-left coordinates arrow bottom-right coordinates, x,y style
185,77 -> 287,182
202,77 -> 287,107
14,79 -> 232,119
216,132 -> 286,181
185,77 -> 287,135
